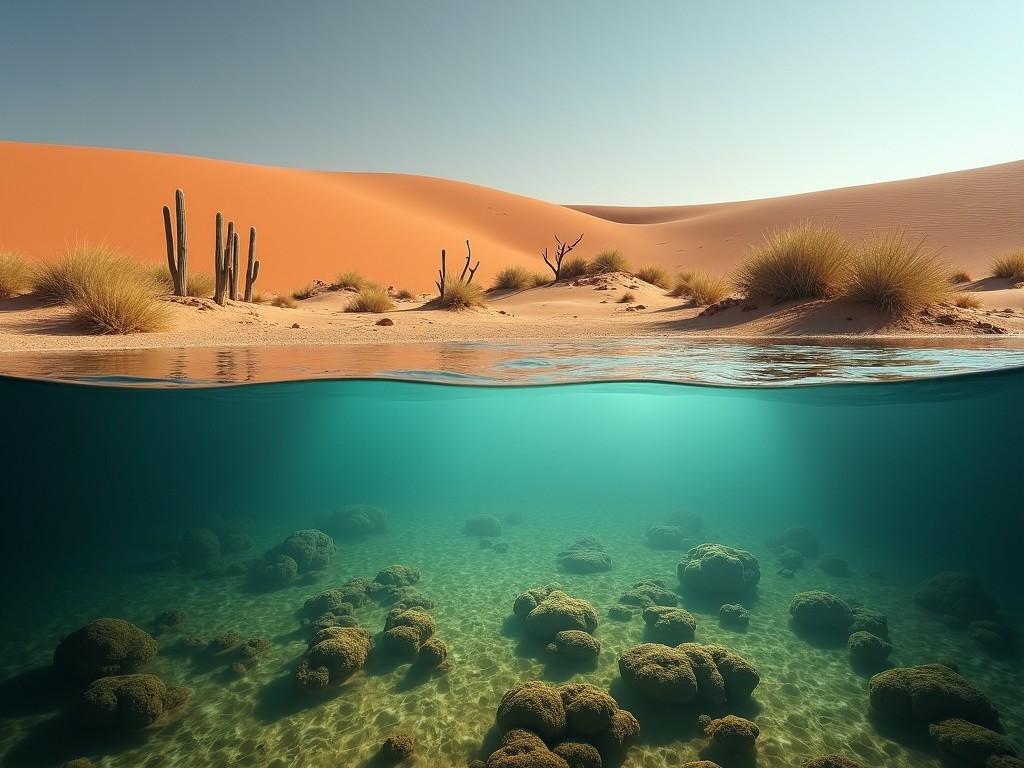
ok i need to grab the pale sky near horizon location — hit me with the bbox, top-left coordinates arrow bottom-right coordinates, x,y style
1,1 -> 1022,205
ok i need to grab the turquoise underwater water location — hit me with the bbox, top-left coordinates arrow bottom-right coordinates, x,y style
0,369 -> 1021,767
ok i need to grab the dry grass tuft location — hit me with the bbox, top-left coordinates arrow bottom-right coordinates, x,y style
846,232 -> 952,316
588,249 -> 630,275
271,295 -> 298,309
952,292 -> 982,309
335,271 -> 370,290
345,286 -> 395,313
394,288 -> 416,300
35,244 -> 168,333
0,251 -> 33,297
439,279 -> 487,310
734,223 -> 852,301
559,255 -> 589,280
491,265 -> 535,290
949,270 -> 972,285
990,249 -> 1024,281
291,283 -> 316,300
531,272 -> 552,287
668,271 -> 694,298
618,291 -> 636,303
685,271 -> 730,306
634,265 -> 671,289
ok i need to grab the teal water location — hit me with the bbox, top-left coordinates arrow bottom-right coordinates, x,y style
0,369 -> 1021,767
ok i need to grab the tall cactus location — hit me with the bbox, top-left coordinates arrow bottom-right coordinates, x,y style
244,227 -> 260,302
162,188 -> 188,296
214,212 -> 226,305
230,231 -> 240,300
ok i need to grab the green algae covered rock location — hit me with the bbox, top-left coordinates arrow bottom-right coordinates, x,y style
868,663 -> 1000,728
618,643 -> 698,703
496,681 -> 567,740
293,626 -> 372,692
487,729 -> 568,768
54,618 -> 158,681
642,605 -> 696,644
320,504 -> 388,539
678,543 -> 760,596
619,578 -> 678,608
522,590 -> 599,640
789,591 -> 853,633
848,631 -> 891,666
553,741 -> 602,768
914,572 -> 999,624
801,756 -> 864,768
265,529 -> 335,573
929,718 -> 1017,766
557,537 -> 612,573
80,674 -> 188,729
699,713 -> 759,752
550,630 -> 601,661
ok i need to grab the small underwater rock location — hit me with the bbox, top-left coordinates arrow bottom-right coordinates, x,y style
642,605 -> 696,644
80,674 -> 188,729
380,732 -> 415,762
778,567 -> 795,578
768,526 -> 820,557
464,514 -> 502,536
678,543 -> 760,597
719,603 -> 750,629
607,605 -> 634,621
557,537 -> 612,573
848,631 -> 891,666
209,631 -> 243,653
515,586 -> 599,640
319,504 -> 388,539
850,606 -> 889,639
552,741 -> 601,768
493,542 -> 509,553
618,643 -> 698,703
699,713 -> 759,752
778,548 -> 804,570
789,591 -> 853,633
375,564 -> 421,587
868,663 -> 1000,728
619,578 -> 677,608
303,589 -> 355,617
417,637 -> 448,668
179,527 -> 221,567
551,630 -> 601,661
929,718 -> 1017,766
154,608 -> 188,632
914,572 -> 999,624
383,608 -> 435,655
487,729 -> 567,768
54,618 -> 158,682
264,529 -> 335,574
497,681 -> 567,740
293,626 -> 373,692
969,620 -> 1016,656
480,538 -> 493,549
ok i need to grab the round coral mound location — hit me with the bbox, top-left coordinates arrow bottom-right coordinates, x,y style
618,643 -> 698,703
678,543 -> 760,596
54,618 -> 158,681
80,674 -> 188,729
496,681 -> 567,740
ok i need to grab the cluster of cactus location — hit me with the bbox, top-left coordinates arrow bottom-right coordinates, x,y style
212,220 -> 259,304
162,189 -> 260,305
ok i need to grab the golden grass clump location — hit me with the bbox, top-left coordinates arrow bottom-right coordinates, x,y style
271,295 -> 298,308
531,272 -> 552,287
734,223 -> 852,301
990,249 -> 1024,281
953,292 -> 982,309
148,267 -> 215,298
35,244 -> 168,333
668,271 -> 694,298
845,232 -> 952,316
439,279 -> 486,310
618,291 -> 636,303
684,271 -> 730,306
635,265 -> 670,289
291,283 -> 316,300
346,286 -> 395,313
949,270 -> 972,285
0,251 -> 33,297
491,265 -> 535,290
335,271 -> 369,290
394,288 -> 416,300
559,255 -> 589,280
588,249 -> 630,274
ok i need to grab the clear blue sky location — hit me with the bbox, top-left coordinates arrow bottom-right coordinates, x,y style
1,1 -> 1021,204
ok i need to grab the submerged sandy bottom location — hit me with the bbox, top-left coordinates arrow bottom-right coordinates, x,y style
1,510 -> 1021,768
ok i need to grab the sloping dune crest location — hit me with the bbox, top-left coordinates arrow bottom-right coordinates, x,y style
0,141 -> 1021,292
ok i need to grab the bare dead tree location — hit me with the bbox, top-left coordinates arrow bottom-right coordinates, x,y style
543,233 -> 584,280
436,240 -> 480,300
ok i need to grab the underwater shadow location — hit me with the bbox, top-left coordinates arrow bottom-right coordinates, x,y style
0,666 -> 77,719
2,708 -> 167,767
788,620 -> 849,650
866,709 -> 937,759
394,663 -> 450,693
698,742 -> 760,768
849,656 -> 893,679
679,588 -> 761,616
252,669 -> 346,722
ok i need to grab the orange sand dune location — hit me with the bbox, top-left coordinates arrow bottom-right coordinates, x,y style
1,141 -> 1022,293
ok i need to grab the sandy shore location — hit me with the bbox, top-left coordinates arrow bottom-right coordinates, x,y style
1,272 -> 1022,355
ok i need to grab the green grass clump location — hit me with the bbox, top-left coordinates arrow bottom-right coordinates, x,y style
953,292 -> 981,309
35,244 -> 168,333
439,279 -> 487,310
271,295 -> 298,308
618,291 -> 636,303
335,271 -> 369,290
394,288 -> 416,300
991,249 -> 1024,281
949,270 -> 972,285
668,271 -> 694,298
559,255 -> 589,280
291,283 -> 316,300
635,265 -> 671,289
734,223 -> 852,301
588,249 -> 630,275
0,251 -> 33,298
491,265 -> 535,290
685,271 -> 730,306
845,232 -> 952,317
345,286 -> 395,313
